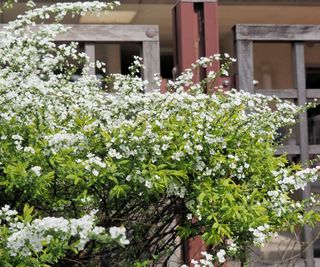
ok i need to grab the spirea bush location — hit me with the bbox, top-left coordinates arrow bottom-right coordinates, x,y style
0,1 -> 320,266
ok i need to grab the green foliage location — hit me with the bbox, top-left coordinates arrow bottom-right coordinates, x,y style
0,1 -> 319,266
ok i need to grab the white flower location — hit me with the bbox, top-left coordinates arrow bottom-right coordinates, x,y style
227,240 -> 237,252
92,169 -> 99,177
216,249 -> 226,263
145,180 -> 152,188
109,226 -> 129,245
108,148 -> 122,159
31,166 -> 41,177
201,251 -> 213,261
12,134 -> 23,141
96,60 -> 102,69
171,151 -> 184,161
23,146 -> 35,154
92,226 -> 105,235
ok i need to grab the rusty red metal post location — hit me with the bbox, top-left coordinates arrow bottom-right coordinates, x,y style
203,1 -> 220,74
173,0 -> 219,79
172,0 -> 220,264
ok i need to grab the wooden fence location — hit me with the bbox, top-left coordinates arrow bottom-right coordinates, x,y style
234,24 -> 320,267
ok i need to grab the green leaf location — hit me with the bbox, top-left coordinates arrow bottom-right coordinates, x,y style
109,184 -> 130,198
66,174 -> 80,185
21,204 -> 34,223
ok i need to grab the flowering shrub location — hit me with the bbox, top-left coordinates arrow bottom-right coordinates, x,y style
0,1 -> 320,266
0,204 -> 129,266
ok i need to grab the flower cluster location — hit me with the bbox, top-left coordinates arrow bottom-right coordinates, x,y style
109,226 -> 130,245
277,167 -> 320,191
0,205 -> 18,223
1,205 -> 129,259
182,250 -> 226,267
249,225 -> 271,246
0,0 -> 319,266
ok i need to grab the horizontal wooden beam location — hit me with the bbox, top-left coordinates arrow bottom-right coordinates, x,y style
234,24 -> 320,41
254,89 -> 320,99
220,0 -> 320,5
275,145 -> 300,155
35,0 -> 320,5
310,145 -> 320,154
0,24 -> 159,42
307,89 -> 320,99
38,0 -> 177,4
178,0 -> 217,2
255,89 -> 297,98
275,145 -> 320,155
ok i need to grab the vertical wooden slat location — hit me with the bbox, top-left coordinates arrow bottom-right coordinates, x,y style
293,42 -> 313,267
85,43 -> 96,75
294,42 -> 309,164
235,40 -> 254,92
142,41 -> 160,92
